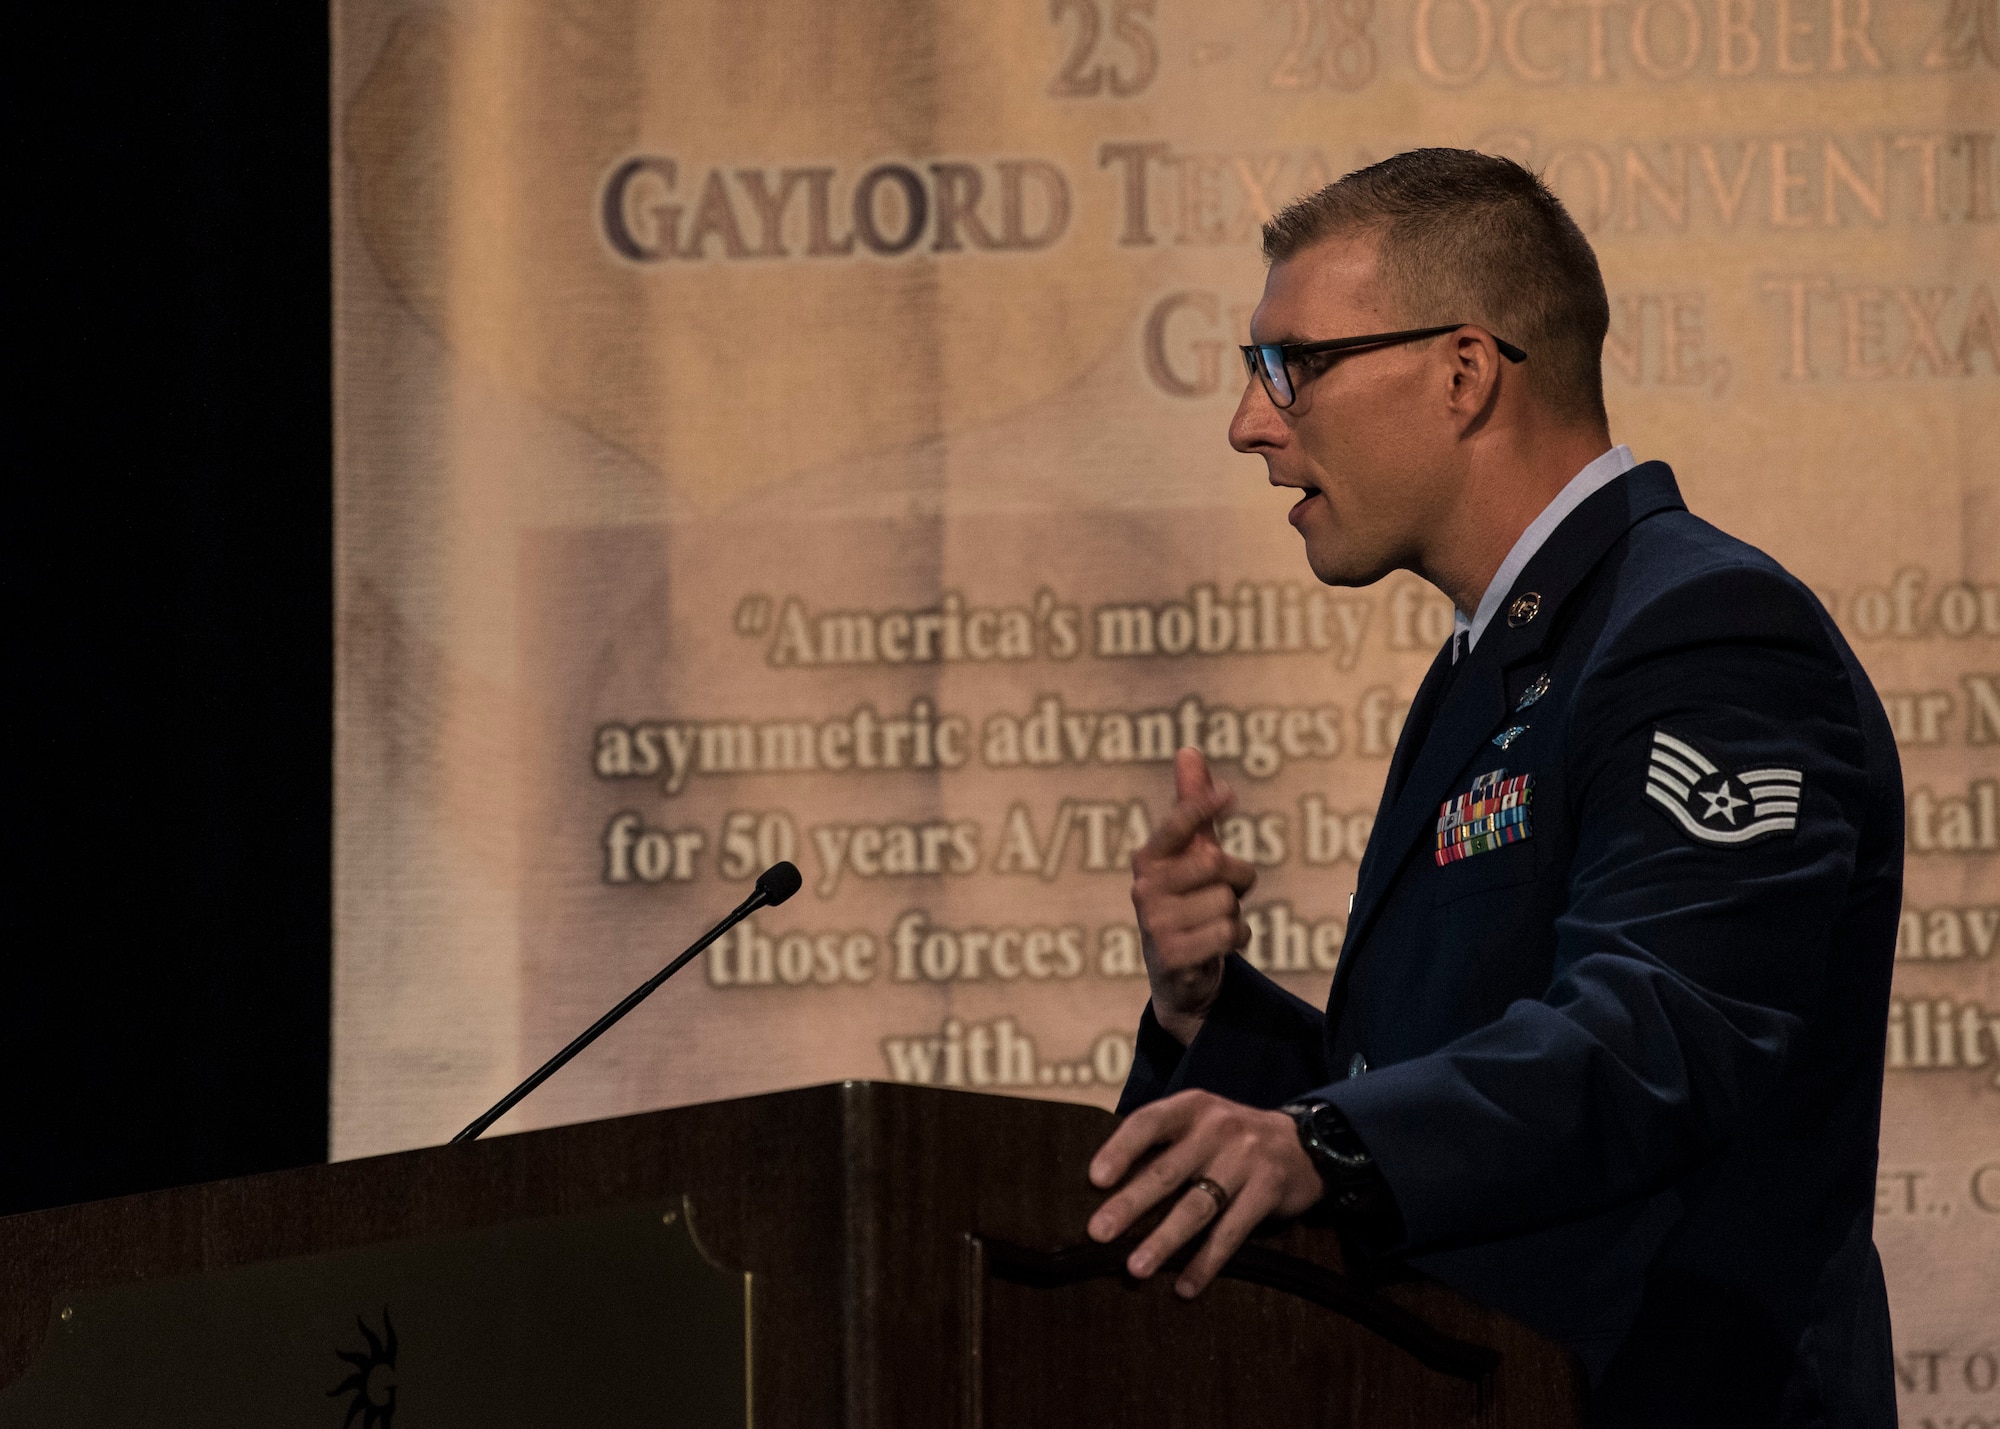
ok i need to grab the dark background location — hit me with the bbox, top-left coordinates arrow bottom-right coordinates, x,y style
3,8 -> 332,1214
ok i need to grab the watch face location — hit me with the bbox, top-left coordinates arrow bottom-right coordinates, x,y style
1303,1103 -> 1346,1149
1294,1102 -> 1372,1172
1282,1100 -> 1336,1150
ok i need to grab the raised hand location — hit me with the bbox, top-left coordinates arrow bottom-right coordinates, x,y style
1130,747 -> 1259,1043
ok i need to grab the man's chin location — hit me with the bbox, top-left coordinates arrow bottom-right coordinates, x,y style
1299,538 -> 1389,591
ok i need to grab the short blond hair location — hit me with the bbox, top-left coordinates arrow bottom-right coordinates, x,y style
1264,149 -> 1610,425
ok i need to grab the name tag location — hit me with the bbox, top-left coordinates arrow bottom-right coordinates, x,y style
1436,769 -> 1534,867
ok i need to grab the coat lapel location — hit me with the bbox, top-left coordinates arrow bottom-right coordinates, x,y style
1340,638 -> 1508,962
1330,463 -> 1688,1014
1379,640 -> 1456,807
1347,636 -> 1471,908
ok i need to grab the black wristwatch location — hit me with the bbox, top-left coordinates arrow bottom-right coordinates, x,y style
1278,1099 -> 1402,1239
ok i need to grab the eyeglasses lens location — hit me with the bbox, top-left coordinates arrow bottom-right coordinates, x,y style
1252,346 -> 1293,407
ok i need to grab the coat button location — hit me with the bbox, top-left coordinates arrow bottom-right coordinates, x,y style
1507,591 -> 1542,627
1348,1053 -> 1369,1078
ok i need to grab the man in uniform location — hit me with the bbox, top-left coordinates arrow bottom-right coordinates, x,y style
1084,149 -> 1903,1427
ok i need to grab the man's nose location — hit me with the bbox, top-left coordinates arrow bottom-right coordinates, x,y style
1228,378 -> 1285,454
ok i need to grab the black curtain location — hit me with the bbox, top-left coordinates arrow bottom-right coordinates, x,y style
2,6 -> 332,1214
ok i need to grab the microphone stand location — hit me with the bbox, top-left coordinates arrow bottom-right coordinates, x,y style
451,862 -> 802,1143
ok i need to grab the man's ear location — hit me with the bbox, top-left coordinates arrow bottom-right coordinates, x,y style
1443,330 -> 1504,428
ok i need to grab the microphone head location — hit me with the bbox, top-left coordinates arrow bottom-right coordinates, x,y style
756,861 -> 803,906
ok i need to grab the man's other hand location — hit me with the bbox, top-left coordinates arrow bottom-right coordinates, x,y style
1088,1089 -> 1326,1297
1132,748 -> 1258,1044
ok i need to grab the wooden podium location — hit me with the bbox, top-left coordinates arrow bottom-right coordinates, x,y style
0,1082 -> 1582,1426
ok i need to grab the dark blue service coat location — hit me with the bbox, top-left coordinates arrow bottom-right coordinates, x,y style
1119,463 -> 1904,1428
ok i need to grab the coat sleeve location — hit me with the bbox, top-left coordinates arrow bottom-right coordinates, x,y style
1315,565 -> 1882,1250
1115,953 -> 1331,1115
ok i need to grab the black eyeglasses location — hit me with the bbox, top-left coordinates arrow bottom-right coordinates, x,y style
1240,324 -> 1528,409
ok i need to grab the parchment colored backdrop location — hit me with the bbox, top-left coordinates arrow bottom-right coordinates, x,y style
334,0 -> 1998,1416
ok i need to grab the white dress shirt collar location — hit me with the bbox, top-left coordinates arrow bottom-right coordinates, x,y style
1451,445 -> 1637,662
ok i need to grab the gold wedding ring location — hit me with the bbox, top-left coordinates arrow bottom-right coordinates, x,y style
1189,1176 -> 1232,1216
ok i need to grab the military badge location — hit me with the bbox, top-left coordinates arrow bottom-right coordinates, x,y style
1436,768 -> 1533,866
1645,729 -> 1802,846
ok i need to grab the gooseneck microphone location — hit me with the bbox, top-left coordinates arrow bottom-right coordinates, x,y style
451,861 -> 803,1143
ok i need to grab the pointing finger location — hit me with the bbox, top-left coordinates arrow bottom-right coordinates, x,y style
1143,784 -> 1236,861
1172,746 -> 1215,806
1149,846 -> 1259,898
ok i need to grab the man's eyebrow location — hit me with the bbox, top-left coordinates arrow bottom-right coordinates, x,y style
1249,329 -> 1306,345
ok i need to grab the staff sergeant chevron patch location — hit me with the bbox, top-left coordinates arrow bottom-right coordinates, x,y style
1645,729 -> 1803,846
